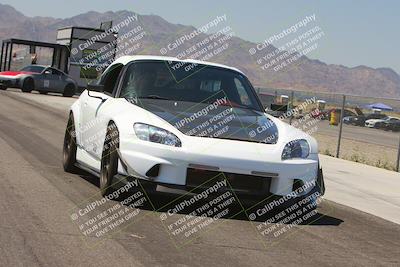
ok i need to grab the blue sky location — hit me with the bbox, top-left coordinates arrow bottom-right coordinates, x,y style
1,0 -> 399,74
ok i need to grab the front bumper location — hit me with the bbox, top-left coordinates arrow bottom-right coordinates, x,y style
117,136 -> 321,197
0,77 -> 18,88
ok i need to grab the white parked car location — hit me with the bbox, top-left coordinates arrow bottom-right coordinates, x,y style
365,116 -> 399,128
63,56 -> 324,207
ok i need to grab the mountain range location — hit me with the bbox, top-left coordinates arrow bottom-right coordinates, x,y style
0,3 -> 399,98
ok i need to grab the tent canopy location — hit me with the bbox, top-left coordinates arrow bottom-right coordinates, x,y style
364,103 -> 393,111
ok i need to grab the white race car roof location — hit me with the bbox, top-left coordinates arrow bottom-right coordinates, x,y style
112,55 -> 244,74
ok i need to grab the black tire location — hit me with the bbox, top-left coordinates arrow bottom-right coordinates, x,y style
63,114 -> 78,173
22,78 -> 34,93
0,86 -> 7,90
63,84 -> 75,97
100,122 -> 119,197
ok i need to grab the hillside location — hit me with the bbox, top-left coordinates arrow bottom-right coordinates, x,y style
0,4 -> 399,98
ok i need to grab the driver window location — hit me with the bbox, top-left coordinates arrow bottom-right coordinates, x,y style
100,63 -> 123,95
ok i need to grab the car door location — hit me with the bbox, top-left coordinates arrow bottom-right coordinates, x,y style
80,63 -> 124,160
34,68 -> 49,90
49,68 -> 66,92
38,67 -> 62,92
80,90 -> 110,159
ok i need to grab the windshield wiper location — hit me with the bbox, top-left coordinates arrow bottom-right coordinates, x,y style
232,104 -> 262,113
139,95 -> 170,100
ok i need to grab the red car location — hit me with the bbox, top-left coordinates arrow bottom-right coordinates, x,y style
0,65 -> 77,96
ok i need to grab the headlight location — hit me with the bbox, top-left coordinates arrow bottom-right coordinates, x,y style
134,123 -> 182,147
281,139 -> 310,160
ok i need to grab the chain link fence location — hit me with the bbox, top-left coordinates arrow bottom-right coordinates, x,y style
256,87 -> 400,172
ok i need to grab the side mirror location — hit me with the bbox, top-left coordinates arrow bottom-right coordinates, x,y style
87,83 -> 104,92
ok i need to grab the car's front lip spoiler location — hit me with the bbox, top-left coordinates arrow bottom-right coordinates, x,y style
0,79 -> 14,87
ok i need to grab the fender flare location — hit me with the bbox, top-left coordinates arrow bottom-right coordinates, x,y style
69,103 -> 81,146
19,75 -> 35,89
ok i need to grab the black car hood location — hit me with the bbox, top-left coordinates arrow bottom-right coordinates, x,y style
136,99 -> 279,144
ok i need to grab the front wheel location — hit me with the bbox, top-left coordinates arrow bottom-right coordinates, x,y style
100,123 -> 119,197
63,114 -> 78,173
22,78 -> 34,93
63,84 -> 75,97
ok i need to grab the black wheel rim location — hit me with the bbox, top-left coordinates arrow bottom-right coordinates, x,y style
101,150 -> 111,190
63,120 -> 73,164
25,80 -> 33,91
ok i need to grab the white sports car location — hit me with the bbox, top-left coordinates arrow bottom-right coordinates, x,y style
365,116 -> 399,128
63,55 -> 324,206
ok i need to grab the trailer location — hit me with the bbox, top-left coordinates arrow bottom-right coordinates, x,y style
0,38 -> 69,73
56,25 -> 118,88
0,22 -> 118,91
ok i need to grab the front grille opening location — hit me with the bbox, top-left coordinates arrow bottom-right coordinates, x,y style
146,164 -> 160,178
186,168 -> 271,195
292,179 -> 305,192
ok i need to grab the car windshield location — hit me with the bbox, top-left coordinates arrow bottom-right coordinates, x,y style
20,65 -> 46,73
119,61 -> 263,111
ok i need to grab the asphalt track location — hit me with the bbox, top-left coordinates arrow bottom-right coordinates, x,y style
0,90 -> 399,267
313,119 -> 400,149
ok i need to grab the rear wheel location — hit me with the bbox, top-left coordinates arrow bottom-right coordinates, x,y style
63,114 -> 78,173
63,84 -> 75,97
22,78 -> 34,93
100,122 -> 119,197
0,86 -> 7,90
